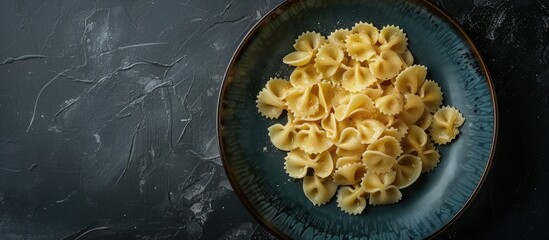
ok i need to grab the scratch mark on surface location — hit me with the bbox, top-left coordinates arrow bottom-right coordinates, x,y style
54,97 -> 80,117
187,150 -> 220,161
56,190 -> 76,203
27,163 -> 37,171
39,0 -> 61,54
26,69 -> 70,132
0,166 -> 22,173
1,54 -> 48,65
100,42 -> 167,56
48,69 -> 94,83
114,123 -> 141,187
29,205 -> 40,223
177,119 -> 192,144
73,226 -> 109,240
202,16 -> 250,35
122,2 -> 140,31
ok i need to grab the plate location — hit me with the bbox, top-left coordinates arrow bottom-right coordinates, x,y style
217,0 -> 497,239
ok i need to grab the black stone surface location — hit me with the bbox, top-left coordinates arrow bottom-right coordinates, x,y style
0,0 -> 547,239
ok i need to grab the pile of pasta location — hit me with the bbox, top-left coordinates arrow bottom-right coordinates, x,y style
256,22 -> 465,215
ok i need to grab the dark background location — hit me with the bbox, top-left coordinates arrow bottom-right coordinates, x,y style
0,0 -> 547,239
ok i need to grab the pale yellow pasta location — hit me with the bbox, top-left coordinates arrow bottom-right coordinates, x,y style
415,109 -> 433,130
335,155 -> 362,168
399,49 -> 414,68
362,150 -> 396,174
341,61 -> 377,92
361,171 -> 402,205
256,78 -> 292,119
369,49 -> 403,80
430,106 -> 465,145
378,25 -> 408,54
328,28 -> 351,50
297,82 -> 333,121
294,31 -> 326,52
268,120 -> 296,151
335,127 -> 366,157
290,64 -> 322,88
303,175 -> 338,206
295,122 -> 333,154
345,33 -> 377,62
284,149 -> 334,178
367,136 -> 403,158
350,21 -> 379,44
314,43 -> 345,78
283,51 -> 314,67
354,118 -> 385,144
333,162 -> 367,185
375,91 -> 404,116
257,21 -> 465,215
399,93 -> 425,125
392,154 -> 422,189
419,80 -> 443,113
334,94 -> 375,121
336,185 -> 368,215
395,65 -> 427,94
285,85 -> 319,118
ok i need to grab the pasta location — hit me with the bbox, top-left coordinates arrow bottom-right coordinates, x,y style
256,22 -> 465,215
430,106 -> 465,145
303,175 -> 338,206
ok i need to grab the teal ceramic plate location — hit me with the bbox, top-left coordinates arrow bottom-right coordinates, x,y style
217,0 -> 497,239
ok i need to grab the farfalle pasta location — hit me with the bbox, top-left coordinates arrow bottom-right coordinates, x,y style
257,22 -> 465,215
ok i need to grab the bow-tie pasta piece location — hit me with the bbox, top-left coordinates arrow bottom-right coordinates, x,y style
386,119 -> 409,141
392,154 -> 422,189
378,25 -> 408,54
404,125 -> 429,151
403,127 -> 440,172
330,85 -> 353,108
314,43 -> 346,78
367,136 -> 403,158
268,119 -> 297,151
283,51 -> 314,67
341,61 -> 377,92
290,63 -> 322,88
350,21 -> 379,44
362,150 -> 397,174
284,149 -> 334,178
299,82 -> 334,121
419,80 -> 444,113
303,175 -> 338,206
334,94 -> 376,121
335,155 -> 362,168
395,65 -> 427,95
375,91 -> 404,116
345,33 -> 378,62
369,49 -> 403,80
336,185 -> 368,215
336,127 -> 366,157
355,119 -> 385,144
399,94 -> 425,125
333,162 -> 367,185
328,28 -> 351,50
295,122 -> 333,154
430,106 -> 465,145
361,171 -> 402,205
399,49 -> 414,69
294,31 -> 326,52
256,78 -> 292,119
285,85 -> 319,118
